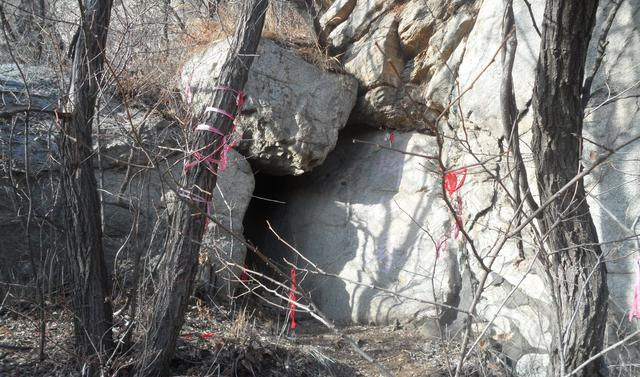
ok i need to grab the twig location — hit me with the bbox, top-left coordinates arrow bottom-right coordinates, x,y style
351,138 -> 438,159
562,329 -> 640,377
168,188 -> 398,377
521,0 -> 542,37
581,0 -> 624,108
266,221 -> 473,316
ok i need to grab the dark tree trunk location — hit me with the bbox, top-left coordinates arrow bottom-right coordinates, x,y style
136,1 -> 268,376
531,1 -> 608,376
60,0 -> 114,371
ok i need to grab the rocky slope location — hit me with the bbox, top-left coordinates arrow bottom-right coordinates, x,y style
1,0 -> 639,374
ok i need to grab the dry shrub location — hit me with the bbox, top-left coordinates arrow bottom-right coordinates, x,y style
263,2 -> 316,45
230,306 -> 252,338
114,1 -> 339,112
182,2 -> 313,50
182,18 -> 227,51
181,2 -> 335,69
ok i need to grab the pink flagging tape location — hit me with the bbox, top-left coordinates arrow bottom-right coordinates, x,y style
184,87 -> 245,173
211,85 -> 245,109
387,131 -> 395,146
201,332 -> 214,339
184,150 -> 218,174
181,85 -> 245,231
218,136 -> 240,172
289,268 -> 298,330
204,106 -> 235,121
240,265 -> 250,283
195,124 -> 225,136
629,258 -> 640,321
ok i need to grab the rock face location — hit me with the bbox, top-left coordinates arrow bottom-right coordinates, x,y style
260,125 -> 552,357
262,129 -> 462,325
195,150 -> 255,299
2,0 -> 640,372
321,0 -> 481,130
250,0 -> 640,368
0,64 -> 254,296
182,39 -> 358,175
446,0 -> 640,344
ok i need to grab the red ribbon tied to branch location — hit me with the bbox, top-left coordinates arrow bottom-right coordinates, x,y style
289,268 -> 298,330
629,258 -> 640,321
444,167 -> 467,197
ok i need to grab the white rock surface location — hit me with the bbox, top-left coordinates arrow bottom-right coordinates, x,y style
263,128 -> 461,324
448,0 -> 640,326
582,0 -> 640,318
516,353 -> 549,377
453,0 -> 543,126
198,151 -> 255,299
259,0 -> 640,364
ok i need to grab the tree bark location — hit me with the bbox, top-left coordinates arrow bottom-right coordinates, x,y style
60,0 -> 114,371
531,1 -> 608,376
136,1 -> 268,376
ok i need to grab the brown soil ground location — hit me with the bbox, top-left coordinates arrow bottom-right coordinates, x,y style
0,298 -> 507,377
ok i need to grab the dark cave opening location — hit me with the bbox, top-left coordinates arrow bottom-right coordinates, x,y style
242,172 -> 299,276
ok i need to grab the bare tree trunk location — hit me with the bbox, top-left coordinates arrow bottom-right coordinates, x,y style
531,1 -> 608,376
61,0 -> 114,371
136,1 -> 268,376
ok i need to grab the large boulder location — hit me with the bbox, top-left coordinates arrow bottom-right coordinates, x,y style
448,0 -> 640,330
0,64 -> 255,297
252,0 -> 640,368
260,125 -> 552,359
182,39 -> 358,175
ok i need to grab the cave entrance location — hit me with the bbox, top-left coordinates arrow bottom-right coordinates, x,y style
242,172 -> 302,278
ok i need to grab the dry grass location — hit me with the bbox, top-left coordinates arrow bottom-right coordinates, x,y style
230,306 -> 252,338
110,1 -> 339,114
181,2 -> 337,70
182,2 -> 314,50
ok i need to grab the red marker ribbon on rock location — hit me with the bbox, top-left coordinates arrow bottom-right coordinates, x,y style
444,167 -> 467,197
629,258 -> 640,321
437,167 -> 468,258
289,268 -> 298,330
